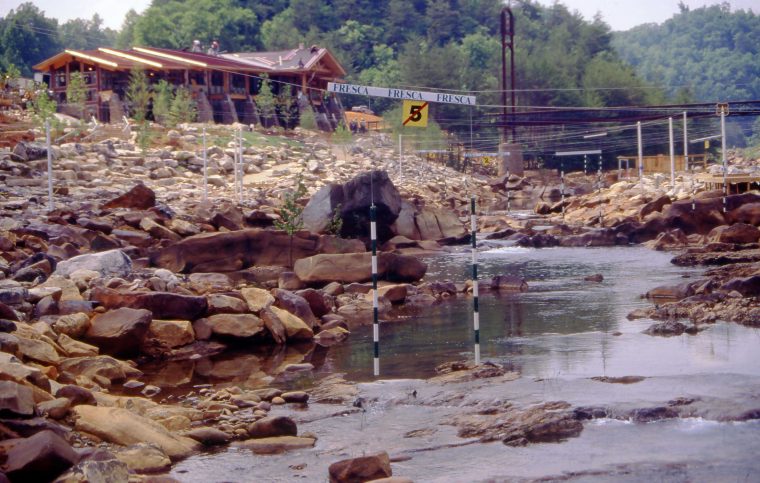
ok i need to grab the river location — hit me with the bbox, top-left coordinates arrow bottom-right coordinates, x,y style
167,245 -> 760,482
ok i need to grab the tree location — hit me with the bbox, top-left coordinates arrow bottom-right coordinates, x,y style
59,14 -> 116,50
131,0 -> 260,51
255,74 -> 277,128
276,92 -> 299,129
66,71 -> 87,119
168,86 -> 197,126
126,67 -> 151,150
275,173 -> 307,268
153,80 -> 173,125
0,3 -> 62,77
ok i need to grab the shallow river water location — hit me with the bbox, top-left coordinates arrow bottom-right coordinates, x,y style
168,245 -> 760,482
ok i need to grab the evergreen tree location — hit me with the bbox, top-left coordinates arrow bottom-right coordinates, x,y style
275,173 -> 307,268
66,71 -> 87,119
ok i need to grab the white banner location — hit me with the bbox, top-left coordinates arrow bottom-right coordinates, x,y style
327,82 -> 476,106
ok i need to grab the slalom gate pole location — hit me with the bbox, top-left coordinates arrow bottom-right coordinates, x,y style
202,127 -> 208,201
45,120 -> 54,211
471,196 -> 481,365
371,204 -> 379,376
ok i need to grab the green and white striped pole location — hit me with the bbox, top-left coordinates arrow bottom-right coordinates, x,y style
470,196 -> 481,365
371,204 -> 379,376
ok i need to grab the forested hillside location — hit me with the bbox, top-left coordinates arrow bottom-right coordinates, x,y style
2,0 -> 658,115
613,3 -> 760,103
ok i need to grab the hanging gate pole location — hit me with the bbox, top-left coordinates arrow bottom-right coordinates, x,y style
470,196 -> 481,365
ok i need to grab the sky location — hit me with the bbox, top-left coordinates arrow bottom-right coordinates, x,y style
0,0 -> 757,31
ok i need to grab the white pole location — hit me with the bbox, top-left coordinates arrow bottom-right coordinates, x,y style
506,169 -> 511,213
398,134 -> 402,178
238,128 -> 244,199
683,111 -> 689,172
560,164 -> 565,219
233,130 -> 239,202
637,121 -> 643,179
202,126 -> 208,202
370,204 -> 379,376
470,196 -> 480,365
45,120 -> 54,211
721,110 -> 727,213
669,117 -> 675,186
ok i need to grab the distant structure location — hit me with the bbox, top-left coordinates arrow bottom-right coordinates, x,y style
33,45 -> 347,129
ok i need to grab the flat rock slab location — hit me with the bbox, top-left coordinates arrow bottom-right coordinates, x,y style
234,436 -> 315,454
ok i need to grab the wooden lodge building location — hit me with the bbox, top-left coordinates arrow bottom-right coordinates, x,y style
33,45 -> 347,129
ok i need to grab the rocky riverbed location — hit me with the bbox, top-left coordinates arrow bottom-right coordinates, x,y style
0,115 -> 758,481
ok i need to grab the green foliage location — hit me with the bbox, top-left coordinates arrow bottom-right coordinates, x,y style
136,121 -> 152,152
168,86 -> 197,126
30,85 -> 60,132
275,173 -> 307,235
66,72 -> 87,119
255,74 -> 277,127
275,173 -> 308,267
59,14 -> 116,50
126,67 -> 150,123
332,122 -> 353,145
613,4 -> 760,101
0,3 -> 62,77
299,107 -> 317,131
153,80 -> 173,125
325,203 -> 343,236
276,92 -> 298,129
2,64 -> 21,87
128,0 -> 260,51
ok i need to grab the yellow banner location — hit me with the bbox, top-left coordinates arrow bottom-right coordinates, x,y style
402,100 -> 428,128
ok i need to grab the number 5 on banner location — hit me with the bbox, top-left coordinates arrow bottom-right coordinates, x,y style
402,100 -> 428,127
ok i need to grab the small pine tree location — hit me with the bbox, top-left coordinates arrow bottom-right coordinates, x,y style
276,93 -> 298,129
153,79 -> 173,126
168,86 -> 197,127
126,67 -> 150,123
256,74 -> 276,128
30,85 -> 61,135
299,107 -> 317,130
2,64 -> 20,88
275,173 -> 308,267
66,71 -> 87,120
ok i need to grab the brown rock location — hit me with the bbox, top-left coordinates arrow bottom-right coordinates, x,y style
202,313 -> 265,338
90,287 -> 208,320
206,294 -> 248,315
296,288 -> 333,317
185,427 -> 231,446
2,430 -> 79,482
247,415 -> 297,438
269,306 -> 313,341
708,223 -> 760,244
115,443 -> 172,473
72,406 -> 197,461
0,380 -> 35,417
51,312 -> 90,339
294,253 -> 426,284
150,229 -> 323,273
102,183 -> 156,210
273,289 -> 318,328
58,356 -> 142,387
235,435 -> 315,454
639,194 -> 672,219
240,287 -> 274,312
328,451 -> 392,483
146,320 -> 195,349
86,307 -> 152,356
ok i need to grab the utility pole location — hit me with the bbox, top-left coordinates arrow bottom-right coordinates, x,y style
501,7 -> 515,144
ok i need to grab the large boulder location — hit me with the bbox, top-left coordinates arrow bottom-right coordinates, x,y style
328,451 -> 392,483
414,207 -> 466,241
72,406 -> 197,460
53,249 -> 132,279
86,308 -> 152,356
101,183 -> 156,210
150,229 -> 323,273
658,192 -> 760,236
90,287 -> 208,320
727,202 -> 760,226
303,170 -> 402,243
146,320 -> 195,349
639,194 -> 672,219
294,252 -> 426,284
708,223 -> 760,244
2,430 -> 79,482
